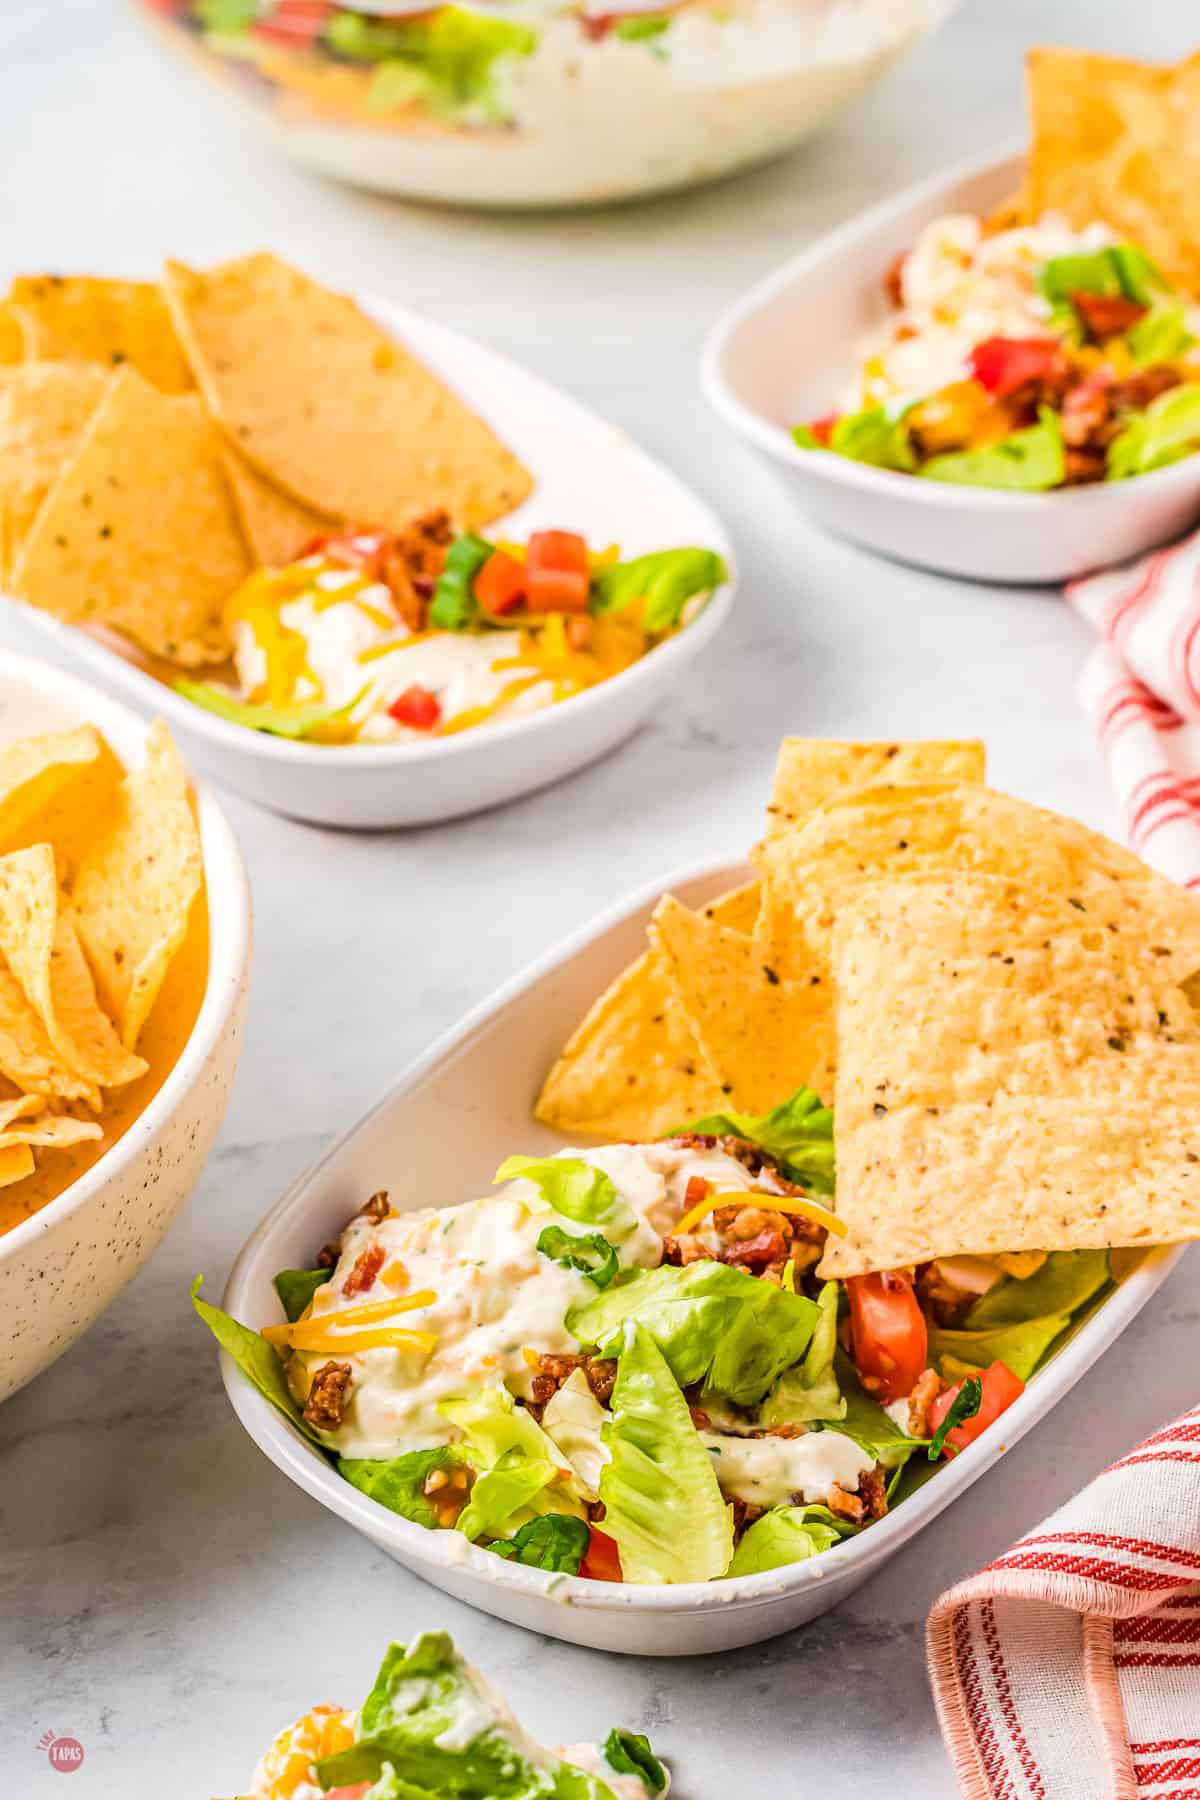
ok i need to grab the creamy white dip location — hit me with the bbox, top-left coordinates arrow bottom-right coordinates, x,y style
701,1427 -> 873,1506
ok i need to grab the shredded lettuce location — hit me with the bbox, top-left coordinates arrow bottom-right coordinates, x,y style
486,1513 -> 590,1573
272,1265 -> 332,1323
340,1447 -> 467,1529
190,1276 -> 325,1447
726,1503 -> 857,1576
1128,305 -> 1195,366
1037,244 -> 1167,309
326,10 -> 538,124
589,548 -> 728,633
456,1446 -> 562,1542
819,405 -> 918,471
930,1313 -> 1070,1383
920,408 -> 1065,491
614,15 -> 670,40
680,1084 -> 835,1196
316,1632 -> 629,1798
495,1154 -> 620,1226
603,1731 -> 668,1793
599,1323 -> 732,1584
569,1261 -> 818,1408
759,1281 -> 844,1425
965,1250 -> 1110,1329
1107,383 -> 1200,480
537,1225 -> 619,1288
175,679 -> 367,740
439,1383 -> 585,1536
195,0 -> 259,32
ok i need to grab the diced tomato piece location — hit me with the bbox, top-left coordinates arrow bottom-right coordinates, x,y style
252,0 -> 332,48
1069,290 -> 1146,342
524,530 -> 591,615
968,336 -> 1063,398
846,1270 -> 929,1404
474,549 -> 526,617
928,1360 -> 1025,1458
579,1527 -> 622,1582
387,685 -> 441,731
809,413 -> 839,446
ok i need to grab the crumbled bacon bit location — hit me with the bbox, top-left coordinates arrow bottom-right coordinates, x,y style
907,1367 -> 945,1439
683,1175 -> 710,1211
342,1242 -> 385,1297
858,1466 -> 889,1522
361,1191 -> 391,1226
662,1234 -> 715,1266
303,1361 -> 352,1430
730,1496 -> 765,1540
379,510 -> 454,632
824,1482 -> 867,1524
720,1229 -> 789,1269
528,1351 -> 618,1413
1069,289 -> 1146,341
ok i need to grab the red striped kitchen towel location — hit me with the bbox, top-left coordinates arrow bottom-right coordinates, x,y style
927,1401 -> 1200,1800
1069,538 -> 1200,888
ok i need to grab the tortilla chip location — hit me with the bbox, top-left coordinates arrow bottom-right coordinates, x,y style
70,721 -> 203,1049
0,961 -> 100,1108
1022,47 -> 1200,296
754,781 -> 1200,985
0,303 -> 33,366
0,1092 -> 101,1152
0,725 -> 106,851
0,845 -> 147,1089
534,884 -> 760,1141
162,253 -> 533,530
0,732 -> 123,881
820,874 -> 1200,1275
11,367 -> 245,665
765,738 -> 986,836
0,363 -> 108,581
0,1143 -> 33,1188
220,449 -> 331,569
9,275 -> 194,393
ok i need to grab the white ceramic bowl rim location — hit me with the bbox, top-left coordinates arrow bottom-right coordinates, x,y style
222,853 -> 1182,1618
0,650 -> 251,1266
701,137 -> 1200,514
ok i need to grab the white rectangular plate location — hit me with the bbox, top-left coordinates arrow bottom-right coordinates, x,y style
220,857 -> 1182,1654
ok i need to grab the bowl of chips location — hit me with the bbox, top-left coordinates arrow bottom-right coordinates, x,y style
0,651 -> 250,1403
135,0 -> 954,210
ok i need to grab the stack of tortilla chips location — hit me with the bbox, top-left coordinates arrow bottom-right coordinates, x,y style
0,718 -> 202,1212
0,255 -> 532,668
999,46 -> 1200,294
537,738 -> 1200,1277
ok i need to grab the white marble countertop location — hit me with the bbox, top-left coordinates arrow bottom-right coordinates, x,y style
3,1 -> 1200,1794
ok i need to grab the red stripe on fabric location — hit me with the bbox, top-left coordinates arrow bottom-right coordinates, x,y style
1114,1650 -> 1200,1667
1104,544 -> 1176,643
1168,581 -> 1200,711
1012,1533 -> 1200,1572
1131,1420 -> 1200,1450
1136,808 -> 1200,850
1132,1740 -> 1200,1753
1111,1450 -> 1200,1473
1097,683 -> 1186,747
1134,1757 -> 1200,1782
985,1553 -> 1188,1591
982,1598 -> 1047,1800
1115,1617 -> 1200,1644
1129,1789 -> 1200,1800
955,1607 -> 1017,1800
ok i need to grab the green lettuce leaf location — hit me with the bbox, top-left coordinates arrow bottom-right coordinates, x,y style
439,1381 -> 575,1475
190,1276 -> 324,1447
175,679 -> 367,740
195,0 -> 259,32
603,1730 -> 668,1793
726,1502 -> 857,1576
428,532 -> 493,629
598,1323 -> 732,1584
930,1313 -> 1070,1383
920,408 -> 1065,490
825,406 -> 917,472
340,1446 -> 467,1529
495,1154 -> 620,1226
486,1513 -> 590,1573
792,424 -> 823,449
272,1266 -> 332,1323
327,10 -> 537,124
589,547 -> 728,633
828,1354 -> 924,1468
614,15 -> 670,40
1107,383 -> 1200,479
542,1370 -> 609,1500
536,1225 -> 618,1288
1128,305 -> 1195,366
316,1631 -> 625,1798
680,1084 -> 835,1195
1037,244 -> 1167,308
569,1261 -> 818,1408
457,1447 -> 561,1542
965,1250 -> 1111,1329
759,1281 -> 844,1425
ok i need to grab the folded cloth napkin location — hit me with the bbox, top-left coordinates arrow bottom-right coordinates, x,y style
927,1400 -> 1200,1800
1069,539 -> 1200,888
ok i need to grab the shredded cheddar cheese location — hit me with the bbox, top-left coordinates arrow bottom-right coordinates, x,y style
674,1187 -> 847,1239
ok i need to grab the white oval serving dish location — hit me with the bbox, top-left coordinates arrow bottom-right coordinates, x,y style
0,650 -> 252,1403
220,854 -> 1181,1655
701,145 -> 1200,585
5,296 -> 734,830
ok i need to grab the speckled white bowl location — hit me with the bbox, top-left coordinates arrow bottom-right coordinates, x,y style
0,652 -> 251,1403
